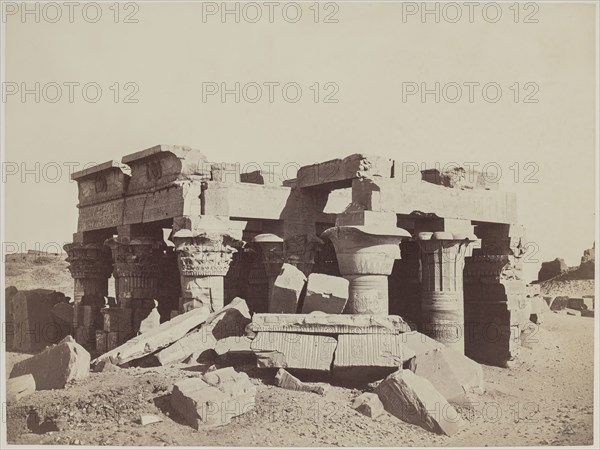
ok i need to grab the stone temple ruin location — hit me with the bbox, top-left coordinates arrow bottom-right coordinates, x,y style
62,145 -> 529,369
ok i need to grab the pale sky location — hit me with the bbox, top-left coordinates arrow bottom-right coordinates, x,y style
2,1 -> 597,282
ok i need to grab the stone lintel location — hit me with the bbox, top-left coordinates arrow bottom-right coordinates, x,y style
351,178 -> 517,224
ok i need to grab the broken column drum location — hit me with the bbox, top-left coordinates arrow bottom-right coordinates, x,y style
172,216 -> 243,313
322,224 -> 410,315
416,231 -> 476,354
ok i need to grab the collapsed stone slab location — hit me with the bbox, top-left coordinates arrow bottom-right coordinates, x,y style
6,374 -> 36,402
251,332 -> 337,371
215,336 -> 253,356
301,273 -> 349,314
352,392 -> 385,418
409,347 -> 484,407
171,367 -> 256,428
334,333 -> 405,368
10,336 -> 90,390
375,369 -> 463,436
249,313 -> 410,334
274,368 -> 328,395
268,264 -> 307,313
93,305 -> 210,366
155,298 -> 251,365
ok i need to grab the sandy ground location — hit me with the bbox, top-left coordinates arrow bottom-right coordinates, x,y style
4,312 -> 595,447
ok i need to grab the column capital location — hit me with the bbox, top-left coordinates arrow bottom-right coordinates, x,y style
63,242 -> 112,279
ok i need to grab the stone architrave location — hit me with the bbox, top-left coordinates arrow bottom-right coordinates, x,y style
416,231 -> 477,354
322,210 -> 410,315
172,215 -> 243,313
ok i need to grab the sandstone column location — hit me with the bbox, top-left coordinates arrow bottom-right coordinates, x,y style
416,231 -> 477,354
63,242 -> 112,349
245,233 -> 284,312
104,236 -> 165,348
172,216 -> 243,313
322,211 -> 410,315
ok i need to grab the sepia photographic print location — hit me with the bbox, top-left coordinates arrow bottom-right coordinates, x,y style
1,1 -> 598,448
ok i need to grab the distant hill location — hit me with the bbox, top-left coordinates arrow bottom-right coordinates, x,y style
537,243 -> 595,298
5,254 -> 74,299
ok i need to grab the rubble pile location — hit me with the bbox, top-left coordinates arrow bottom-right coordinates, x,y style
9,148 -> 578,438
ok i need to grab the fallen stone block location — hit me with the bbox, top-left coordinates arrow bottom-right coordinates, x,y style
549,296 -> 569,311
93,305 -> 210,366
249,313 -> 410,334
214,336 -> 253,356
352,392 -> 385,418
140,414 -> 163,426
567,297 -> 586,311
11,289 -> 70,352
251,332 -> 337,371
92,359 -> 121,373
301,273 -> 349,314
410,347 -> 484,407
10,336 -> 90,390
583,295 -> 595,310
51,302 -> 74,324
566,309 -> 581,317
6,374 -> 36,403
375,369 -> 463,436
269,264 -> 307,313
400,331 -> 444,357
582,309 -> 595,318
274,368 -> 328,395
171,367 -> 256,428
139,303 -> 161,334
334,333 -> 406,368
155,298 -> 251,365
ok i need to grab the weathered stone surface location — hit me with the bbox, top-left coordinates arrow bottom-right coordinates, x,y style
139,304 -> 161,334
93,305 -> 210,366
10,336 -> 90,390
295,154 -> 393,189
140,414 -> 163,426
549,296 -> 570,311
274,368 -> 327,395
567,297 -> 594,311
171,367 -> 256,428
5,286 -> 19,349
269,264 -> 307,314
155,298 -> 251,365
249,313 -> 410,334
92,360 -> 121,373
334,334 -> 405,368
401,331 -> 444,356
566,309 -> 581,317
51,302 -> 74,324
301,273 -> 349,314
352,392 -> 385,418
11,289 -> 70,352
410,347 -> 484,407
6,374 -> 36,402
214,336 -> 253,356
375,369 -> 463,436
537,258 -> 568,282
251,332 -> 337,371
579,243 -> 595,278
421,166 -> 499,190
